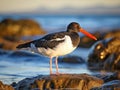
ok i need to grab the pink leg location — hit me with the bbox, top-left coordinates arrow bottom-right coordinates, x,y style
55,56 -> 59,75
49,57 -> 53,75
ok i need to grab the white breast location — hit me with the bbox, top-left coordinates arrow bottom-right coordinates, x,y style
30,35 -> 76,57
52,35 -> 76,56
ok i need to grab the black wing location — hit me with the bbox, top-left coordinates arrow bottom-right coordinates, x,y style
16,32 -> 67,49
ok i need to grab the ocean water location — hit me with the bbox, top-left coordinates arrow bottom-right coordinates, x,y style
0,48 -> 91,84
0,14 -> 120,33
0,14 -> 120,84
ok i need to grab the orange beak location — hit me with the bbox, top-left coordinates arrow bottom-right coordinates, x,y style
80,28 -> 97,40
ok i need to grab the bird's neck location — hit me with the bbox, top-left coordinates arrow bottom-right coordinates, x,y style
68,32 -> 80,47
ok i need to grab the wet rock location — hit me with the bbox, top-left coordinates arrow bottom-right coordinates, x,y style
88,37 -> 120,71
0,18 -> 46,50
0,37 -> 21,50
59,55 -> 85,64
0,43 -> 3,48
15,74 -> 103,90
104,29 -> 120,39
94,72 -> 120,83
91,72 -> 120,90
11,82 -> 17,88
0,18 -> 46,39
0,81 -> 14,90
91,80 -> 120,90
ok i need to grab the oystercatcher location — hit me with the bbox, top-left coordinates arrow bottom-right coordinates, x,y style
16,22 -> 97,75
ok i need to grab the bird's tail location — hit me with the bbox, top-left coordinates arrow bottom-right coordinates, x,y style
16,43 -> 30,49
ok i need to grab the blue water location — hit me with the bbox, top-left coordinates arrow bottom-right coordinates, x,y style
0,14 -> 120,33
0,48 -> 91,84
0,14 -> 120,84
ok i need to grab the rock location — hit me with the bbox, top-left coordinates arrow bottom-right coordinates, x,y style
104,53 -> 120,70
0,37 -> 22,50
0,81 -> 14,90
91,80 -> 120,90
91,72 -> 120,90
94,72 -> 120,83
59,55 -> 85,64
88,37 -> 120,70
11,82 -> 17,88
0,18 -> 46,50
104,29 -> 120,39
0,18 -> 46,39
15,74 -> 103,90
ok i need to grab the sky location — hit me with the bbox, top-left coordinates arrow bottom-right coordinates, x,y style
0,0 -> 120,14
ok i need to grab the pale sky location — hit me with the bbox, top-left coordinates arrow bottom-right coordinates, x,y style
0,0 -> 120,13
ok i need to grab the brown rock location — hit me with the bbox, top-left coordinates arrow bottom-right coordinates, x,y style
0,37 -> 27,50
0,18 -> 46,39
104,29 -> 120,39
0,18 -> 46,50
88,37 -> 120,71
91,72 -> 120,90
91,80 -> 120,90
15,74 -> 103,90
0,37 -> 19,50
94,72 -> 120,83
0,81 -> 14,90
103,52 -> 120,70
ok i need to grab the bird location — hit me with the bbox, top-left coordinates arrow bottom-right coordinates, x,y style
16,22 -> 97,75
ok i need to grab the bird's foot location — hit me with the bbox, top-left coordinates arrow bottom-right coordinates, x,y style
50,72 -> 64,76
50,73 -> 57,76
56,72 -> 60,75
50,73 -> 59,76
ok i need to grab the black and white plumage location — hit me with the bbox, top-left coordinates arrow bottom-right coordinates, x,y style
16,22 -> 97,75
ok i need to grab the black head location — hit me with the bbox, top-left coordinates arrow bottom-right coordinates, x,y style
67,22 -> 81,32
66,22 -> 97,40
